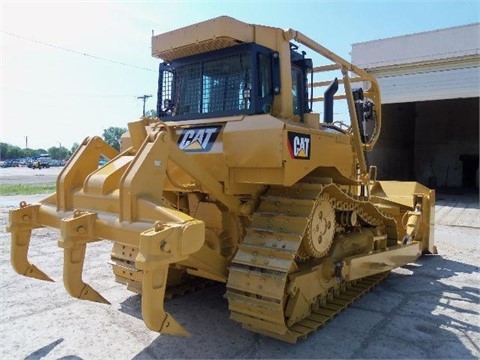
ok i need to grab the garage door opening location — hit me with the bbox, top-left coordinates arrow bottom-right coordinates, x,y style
369,97 -> 479,190
459,154 -> 479,188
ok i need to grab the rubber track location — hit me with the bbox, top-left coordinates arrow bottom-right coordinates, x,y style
225,182 -> 395,342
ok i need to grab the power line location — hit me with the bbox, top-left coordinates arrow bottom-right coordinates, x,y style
1,30 -> 156,72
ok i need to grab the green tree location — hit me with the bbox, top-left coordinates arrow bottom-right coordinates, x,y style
22,148 -> 38,158
0,143 -> 10,160
4,144 -> 22,160
48,146 -> 70,160
102,127 -> 127,151
145,109 -> 157,118
71,142 -> 80,154
60,147 -> 70,159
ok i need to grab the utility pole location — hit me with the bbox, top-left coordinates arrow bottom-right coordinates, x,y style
137,94 -> 152,117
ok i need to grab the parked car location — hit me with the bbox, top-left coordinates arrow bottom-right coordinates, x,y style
2,159 -> 20,168
50,159 -> 64,167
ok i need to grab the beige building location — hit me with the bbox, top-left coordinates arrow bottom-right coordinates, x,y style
351,23 -> 479,189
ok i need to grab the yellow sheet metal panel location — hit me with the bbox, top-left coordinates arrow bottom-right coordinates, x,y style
282,127 -> 355,186
223,114 -> 284,168
152,16 -> 254,61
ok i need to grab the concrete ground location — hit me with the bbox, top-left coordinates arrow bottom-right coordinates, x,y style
0,168 -> 478,359
0,166 -> 61,186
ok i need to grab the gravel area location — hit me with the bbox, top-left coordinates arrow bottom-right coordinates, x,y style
0,167 -> 62,186
0,172 -> 479,359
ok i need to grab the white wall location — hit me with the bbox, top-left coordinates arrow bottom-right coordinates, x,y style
352,23 -> 480,69
375,66 -> 480,104
351,23 -> 480,104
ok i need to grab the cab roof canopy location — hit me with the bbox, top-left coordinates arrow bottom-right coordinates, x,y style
151,16 -> 277,62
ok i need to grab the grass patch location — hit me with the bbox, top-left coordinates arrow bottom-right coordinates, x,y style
0,184 -> 56,196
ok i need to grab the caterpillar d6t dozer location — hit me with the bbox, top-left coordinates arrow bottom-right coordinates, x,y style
7,16 -> 435,343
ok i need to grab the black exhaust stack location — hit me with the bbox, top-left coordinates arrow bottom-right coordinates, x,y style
323,78 -> 338,123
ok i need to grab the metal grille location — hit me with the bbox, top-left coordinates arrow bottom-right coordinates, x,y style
160,53 -> 252,118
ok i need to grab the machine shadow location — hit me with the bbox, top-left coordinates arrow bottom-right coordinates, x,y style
25,338 -> 65,360
436,191 -> 479,209
121,255 -> 479,359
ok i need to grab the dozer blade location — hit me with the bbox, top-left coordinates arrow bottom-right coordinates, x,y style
58,210 -> 109,304
7,202 -> 53,282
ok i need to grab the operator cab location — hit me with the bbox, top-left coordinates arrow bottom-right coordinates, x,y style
157,42 -> 312,121
157,43 -> 277,120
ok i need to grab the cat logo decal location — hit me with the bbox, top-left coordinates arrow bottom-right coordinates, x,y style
287,131 -> 311,159
178,126 -> 222,152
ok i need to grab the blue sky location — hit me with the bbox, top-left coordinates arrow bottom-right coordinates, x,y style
1,0 -> 479,150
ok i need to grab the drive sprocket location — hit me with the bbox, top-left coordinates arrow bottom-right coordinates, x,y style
299,195 -> 335,258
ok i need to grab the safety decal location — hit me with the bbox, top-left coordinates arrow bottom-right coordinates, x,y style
287,131 -> 311,160
177,125 -> 222,152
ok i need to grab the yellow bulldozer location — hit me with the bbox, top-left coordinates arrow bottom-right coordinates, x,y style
7,16 -> 435,343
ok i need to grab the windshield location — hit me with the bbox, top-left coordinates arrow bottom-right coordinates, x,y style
160,53 -> 252,119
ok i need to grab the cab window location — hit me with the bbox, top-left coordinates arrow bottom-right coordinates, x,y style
291,68 -> 302,116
